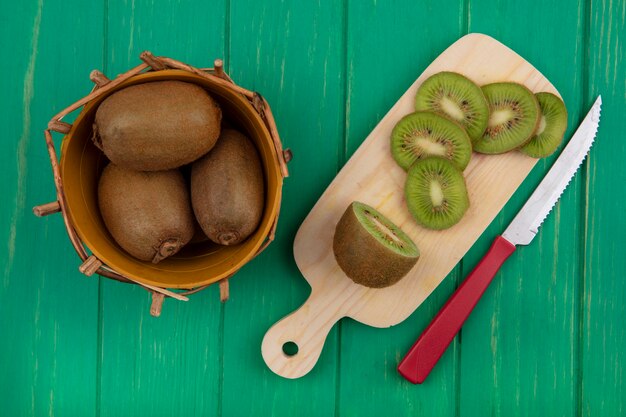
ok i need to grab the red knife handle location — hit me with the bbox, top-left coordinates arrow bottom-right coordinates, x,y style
398,235 -> 516,384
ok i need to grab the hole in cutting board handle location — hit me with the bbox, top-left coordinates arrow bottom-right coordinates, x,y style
262,290 -> 346,378
282,341 -> 299,357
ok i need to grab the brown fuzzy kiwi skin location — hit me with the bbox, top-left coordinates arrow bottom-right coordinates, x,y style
94,81 -> 222,171
98,164 -> 195,263
191,129 -> 265,246
189,220 -> 211,244
333,205 -> 419,288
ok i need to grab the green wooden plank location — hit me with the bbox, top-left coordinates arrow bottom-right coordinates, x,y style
97,283 -> 224,417
339,1 -> 465,415
222,1 -> 345,416
458,1 -> 586,415
582,0 -> 626,414
3,1 -> 623,415
97,2 -> 226,416
0,0 -> 103,415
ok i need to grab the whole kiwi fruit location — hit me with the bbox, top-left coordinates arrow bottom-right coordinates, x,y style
191,129 -> 264,246
94,81 -> 222,171
333,202 -> 420,288
98,164 -> 194,263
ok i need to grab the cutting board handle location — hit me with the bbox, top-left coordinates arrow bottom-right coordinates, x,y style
262,289 -> 346,378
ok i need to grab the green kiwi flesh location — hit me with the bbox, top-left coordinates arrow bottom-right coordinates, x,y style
474,82 -> 540,154
405,157 -> 469,230
94,81 -> 222,171
191,129 -> 264,246
391,111 -> 472,171
333,202 -> 419,288
414,71 -> 489,144
520,92 -> 568,158
98,164 -> 194,263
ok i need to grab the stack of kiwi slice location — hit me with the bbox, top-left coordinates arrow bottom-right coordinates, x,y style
391,71 -> 568,230
331,72 -> 567,289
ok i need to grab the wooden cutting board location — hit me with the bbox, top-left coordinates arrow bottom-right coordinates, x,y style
262,33 -> 560,379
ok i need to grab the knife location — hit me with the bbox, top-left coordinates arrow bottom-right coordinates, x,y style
397,95 -> 602,384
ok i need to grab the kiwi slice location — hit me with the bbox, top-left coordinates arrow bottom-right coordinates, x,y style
391,112 -> 472,171
414,71 -> 489,144
405,157 -> 469,230
333,202 -> 419,288
520,92 -> 568,158
474,82 -> 540,154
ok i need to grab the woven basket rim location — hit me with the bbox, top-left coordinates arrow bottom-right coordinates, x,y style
37,52 -> 290,304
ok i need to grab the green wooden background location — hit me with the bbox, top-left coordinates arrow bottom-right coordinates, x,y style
1,0 -> 624,415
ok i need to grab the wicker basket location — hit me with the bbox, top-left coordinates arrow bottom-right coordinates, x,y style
34,52 -> 291,316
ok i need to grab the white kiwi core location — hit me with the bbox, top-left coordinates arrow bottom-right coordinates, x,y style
440,96 -> 466,122
429,180 -> 445,207
416,137 -> 447,156
369,214 -> 402,244
488,108 -> 515,127
536,114 -> 547,135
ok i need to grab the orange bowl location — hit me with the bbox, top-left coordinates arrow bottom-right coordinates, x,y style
60,70 -> 283,289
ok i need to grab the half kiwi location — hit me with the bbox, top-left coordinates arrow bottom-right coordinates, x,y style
391,111 -> 472,171
333,202 -> 419,288
405,157 -> 469,230
474,82 -> 540,154
414,71 -> 489,144
520,92 -> 568,158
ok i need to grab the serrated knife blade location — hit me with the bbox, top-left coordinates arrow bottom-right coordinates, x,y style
399,96 -> 602,384
502,95 -> 602,245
